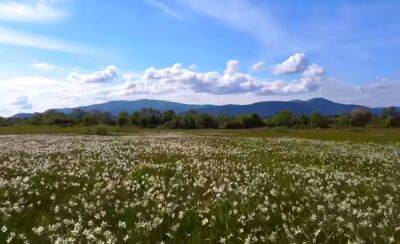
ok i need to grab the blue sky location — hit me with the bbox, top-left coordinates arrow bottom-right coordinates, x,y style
0,0 -> 399,116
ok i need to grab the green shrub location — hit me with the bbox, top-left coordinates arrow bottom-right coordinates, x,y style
350,108 -> 372,127
224,120 -> 242,129
86,125 -> 110,135
310,112 -> 329,128
271,110 -> 295,127
384,116 -> 399,128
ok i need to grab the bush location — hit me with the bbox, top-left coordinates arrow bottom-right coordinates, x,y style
384,116 -> 399,128
167,118 -> 184,129
82,113 -> 97,126
86,125 -> 110,135
224,121 -> 242,129
239,114 -> 265,128
350,108 -> 373,127
117,112 -> 130,127
271,110 -> 295,127
332,115 -> 350,128
310,112 -> 329,128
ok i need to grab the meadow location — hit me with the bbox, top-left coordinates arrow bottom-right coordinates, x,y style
0,132 -> 399,243
1,125 -> 400,143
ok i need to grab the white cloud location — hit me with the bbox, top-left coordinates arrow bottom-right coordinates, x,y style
32,62 -> 56,70
251,61 -> 266,72
0,26 -> 89,54
0,0 -> 65,23
0,75 -> 109,116
67,66 -> 119,84
110,60 -> 325,96
188,64 -> 197,70
145,0 -> 181,19
2,59 -> 400,117
10,95 -> 32,109
273,53 -> 308,75
271,64 -> 325,95
224,60 -> 240,74
302,63 -> 324,78
356,78 -> 389,93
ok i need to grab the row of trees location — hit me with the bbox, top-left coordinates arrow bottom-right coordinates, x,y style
115,109 -> 265,129
266,107 -> 400,128
1,107 -> 400,129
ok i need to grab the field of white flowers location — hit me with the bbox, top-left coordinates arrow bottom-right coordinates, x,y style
0,133 -> 399,243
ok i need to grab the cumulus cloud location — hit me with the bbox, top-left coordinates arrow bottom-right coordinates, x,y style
10,95 -> 32,109
273,53 -> 308,75
110,59 -> 326,96
67,66 -> 119,84
251,61 -> 266,72
2,61 -> 400,117
0,0 -> 65,23
224,60 -> 240,74
302,63 -> 325,78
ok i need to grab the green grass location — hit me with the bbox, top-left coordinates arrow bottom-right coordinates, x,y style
191,128 -> 400,144
1,125 -> 400,143
0,134 -> 399,243
0,125 -> 87,134
0,125 -> 140,135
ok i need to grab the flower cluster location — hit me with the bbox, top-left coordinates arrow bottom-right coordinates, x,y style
0,134 -> 399,243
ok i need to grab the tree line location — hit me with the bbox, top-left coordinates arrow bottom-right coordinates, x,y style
1,106 -> 399,129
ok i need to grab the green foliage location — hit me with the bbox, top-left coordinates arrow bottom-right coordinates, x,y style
294,115 -> 309,128
69,108 -> 86,121
130,109 -> 162,128
350,108 -> 373,127
81,113 -> 97,126
92,111 -> 114,125
224,120 -> 242,129
167,118 -> 184,129
270,110 -> 295,127
310,112 -> 329,128
3,106 -> 400,130
32,110 -> 75,126
0,117 -> 8,126
86,125 -> 110,135
193,113 -> 219,129
117,112 -> 130,127
238,114 -> 265,128
384,116 -> 399,128
381,106 -> 398,118
162,110 -> 176,123
332,114 -> 351,128
181,114 -> 197,129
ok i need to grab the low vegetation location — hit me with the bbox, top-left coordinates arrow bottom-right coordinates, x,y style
0,134 -> 399,243
1,106 -> 400,130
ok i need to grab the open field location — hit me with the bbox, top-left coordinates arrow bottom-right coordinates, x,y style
0,133 -> 399,243
192,128 -> 400,144
1,125 -> 400,143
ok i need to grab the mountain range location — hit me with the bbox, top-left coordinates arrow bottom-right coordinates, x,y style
10,98 -> 398,119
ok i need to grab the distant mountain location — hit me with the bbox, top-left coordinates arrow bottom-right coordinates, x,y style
9,98 -> 399,118
197,98 -> 368,117
10,113 -> 35,119
56,99 -> 214,116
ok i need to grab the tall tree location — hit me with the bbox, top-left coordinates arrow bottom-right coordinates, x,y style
117,112 -> 130,127
350,108 -> 373,127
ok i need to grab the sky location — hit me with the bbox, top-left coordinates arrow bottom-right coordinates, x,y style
0,0 -> 399,116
